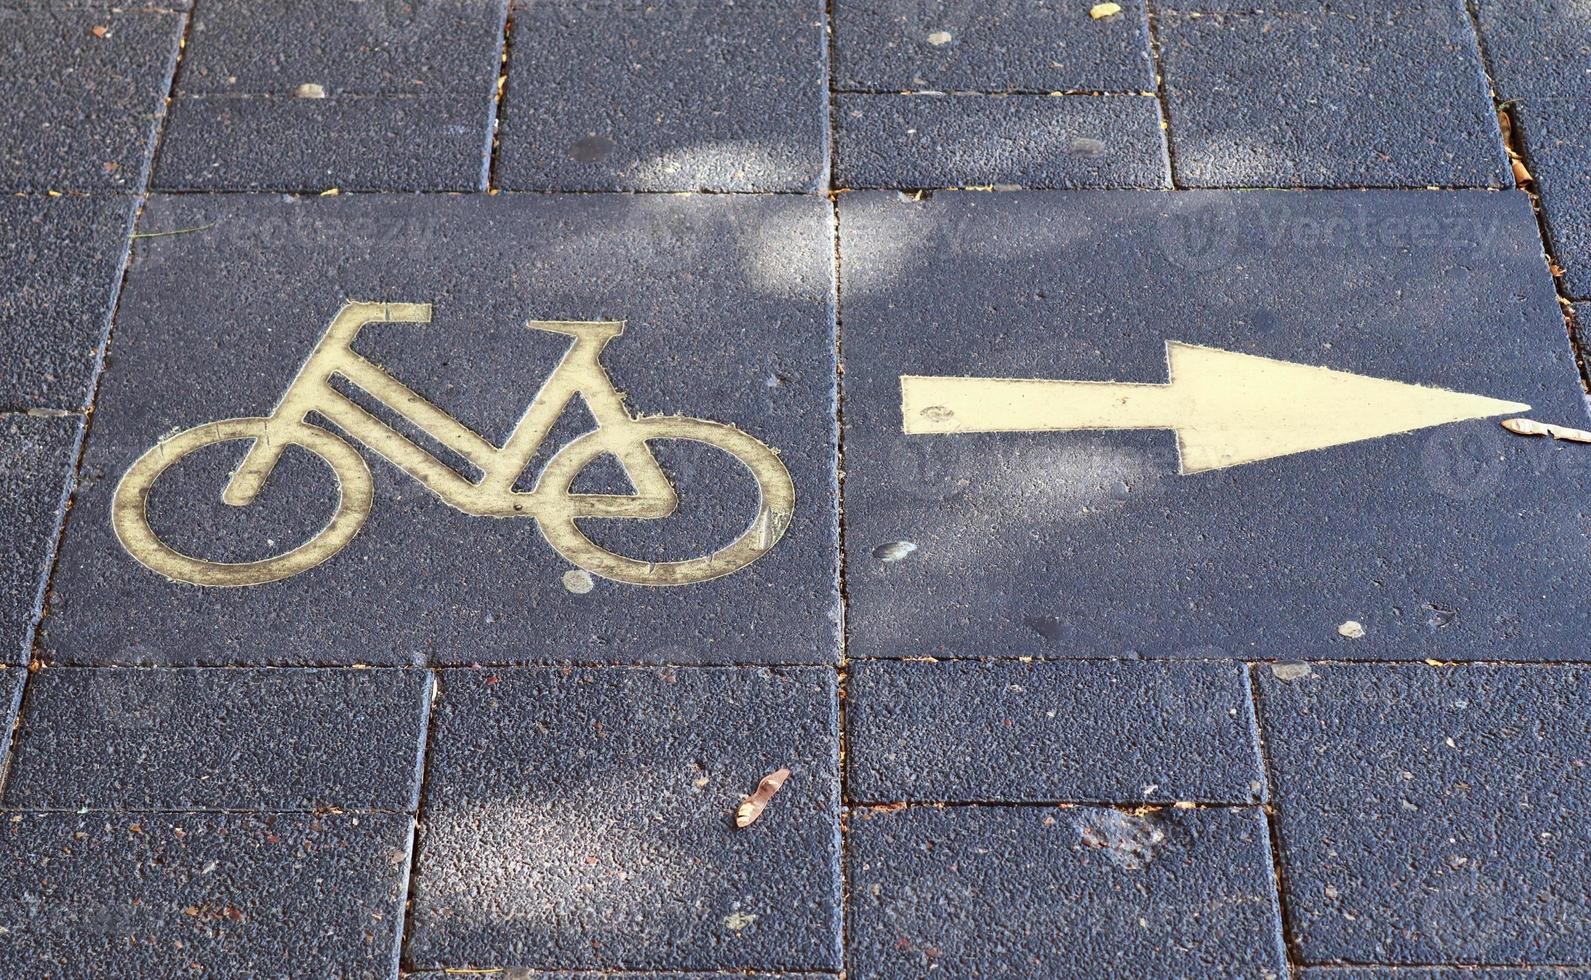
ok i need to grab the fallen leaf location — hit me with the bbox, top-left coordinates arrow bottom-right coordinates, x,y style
1511,158 -> 1533,185
319,188 -> 340,196
90,25 -> 107,37
295,83 -> 327,99
1091,2 -> 1123,19
1502,416 -> 1591,444
735,768 -> 791,828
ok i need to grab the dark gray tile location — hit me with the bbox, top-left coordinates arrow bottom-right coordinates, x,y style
1302,970 -> 1591,980
846,660 -> 1263,804
1475,0 -> 1591,101
42,193 -> 838,666
1256,663 -> 1591,964
833,0 -> 1154,93
4,667 -> 431,810
847,804 -> 1285,977
834,94 -> 1169,189
495,1 -> 826,192
0,667 -> 22,783
1516,98 -> 1591,299
839,189 -> 1591,662
0,194 -> 136,411
178,0 -> 507,96
0,9 -> 184,190
405,667 -> 841,971
406,973 -> 807,979
2,415 -> 80,666
1159,7 -> 1509,187
153,95 -> 493,192
0,811 -> 410,978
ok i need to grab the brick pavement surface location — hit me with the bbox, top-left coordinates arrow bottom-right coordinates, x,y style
1,1 -> 1589,977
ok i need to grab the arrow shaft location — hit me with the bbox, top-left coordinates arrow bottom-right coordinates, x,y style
901,375 -> 1186,434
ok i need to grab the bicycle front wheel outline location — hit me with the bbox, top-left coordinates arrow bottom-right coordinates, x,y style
534,417 -> 796,586
112,417 -> 373,587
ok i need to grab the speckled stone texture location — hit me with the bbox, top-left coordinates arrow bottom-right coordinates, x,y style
495,0 -> 827,191
834,94 -> 1169,189
405,667 -> 841,972
847,804 -> 1285,977
0,8 -> 184,190
1515,98 -> 1591,298
0,194 -> 136,410
1474,0 -> 1591,101
1256,663 -> 1591,964
833,0 -> 1154,93
1158,6 -> 1509,187
1,415 -> 80,666
0,812 -> 412,978
4,667 -> 432,810
840,189 -> 1591,662
845,659 -> 1263,803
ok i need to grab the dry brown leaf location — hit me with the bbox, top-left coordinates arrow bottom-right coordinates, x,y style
1502,417 -> 1591,444
735,768 -> 791,828
90,25 -> 108,38
1511,158 -> 1533,185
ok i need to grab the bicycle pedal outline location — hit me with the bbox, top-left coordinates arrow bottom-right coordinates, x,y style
112,301 -> 796,588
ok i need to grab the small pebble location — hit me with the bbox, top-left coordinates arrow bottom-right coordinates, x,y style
1337,620 -> 1366,639
562,569 -> 595,594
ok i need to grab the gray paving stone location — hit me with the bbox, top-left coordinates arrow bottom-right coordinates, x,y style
0,9 -> 184,190
178,0 -> 507,96
1515,98 -> 1591,299
833,0 -> 1153,93
1158,7 -> 1510,187
0,811 -> 410,978
42,193 -> 838,666
847,804 -> 1285,977
846,660 -> 1263,804
1475,0 -> 1591,101
4,667 -> 431,810
2,415 -> 80,667
153,95 -> 493,192
0,194 -> 136,411
0,667 -> 22,779
407,973 -> 804,979
1302,971 -> 1591,980
834,94 -> 1169,189
495,1 -> 826,192
406,667 -> 841,971
840,189 -> 1591,662
1256,663 -> 1591,964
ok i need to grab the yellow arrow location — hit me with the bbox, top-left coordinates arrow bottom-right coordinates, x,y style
901,341 -> 1529,474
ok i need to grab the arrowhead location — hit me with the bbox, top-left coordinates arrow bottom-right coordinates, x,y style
1166,342 -> 1530,474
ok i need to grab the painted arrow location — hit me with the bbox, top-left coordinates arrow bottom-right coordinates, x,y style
900,341 -> 1529,474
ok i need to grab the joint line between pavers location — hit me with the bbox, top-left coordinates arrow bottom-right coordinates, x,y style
1245,663 -> 1304,970
396,668 -> 444,974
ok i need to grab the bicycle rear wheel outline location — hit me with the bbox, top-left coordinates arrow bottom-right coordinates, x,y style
534,417 -> 796,586
112,417 -> 373,587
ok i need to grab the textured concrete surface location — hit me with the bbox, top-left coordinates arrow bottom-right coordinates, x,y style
833,0 -> 1153,93
834,94 -> 1169,189
0,194 -> 136,411
1515,99 -> 1591,298
5,667 -> 431,810
1474,0 -> 1591,101
0,666 -> 21,776
841,189 -> 1591,662
0,9 -> 184,190
1302,971 -> 1591,980
0,811 -> 411,978
496,1 -> 826,192
1256,663 -> 1591,964
405,667 -> 841,971
848,804 -> 1285,977
42,193 -> 838,666
1,415 -> 80,666
1158,7 -> 1510,187
845,660 -> 1263,804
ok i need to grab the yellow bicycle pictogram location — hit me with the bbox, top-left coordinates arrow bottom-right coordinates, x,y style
112,301 -> 796,588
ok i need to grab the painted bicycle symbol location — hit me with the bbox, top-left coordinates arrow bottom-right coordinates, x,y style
112,301 -> 795,588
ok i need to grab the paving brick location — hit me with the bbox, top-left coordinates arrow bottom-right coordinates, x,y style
153,95 -> 494,192
0,9 -> 183,191
495,0 -> 826,192
42,193 -> 838,666
5,667 -> 431,810
1,415 -> 80,666
833,0 -> 1153,93
846,660 -> 1262,804
1301,971 -> 1591,980
1515,98 -> 1591,298
0,811 -> 411,978
834,94 -> 1169,190
407,973 -> 803,979
406,667 -> 841,971
1158,7 -> 1509,187
1475,0 -> 1591,101
0,194 -> 136,411
840,189 -> 1591,662
848,804 -> 1285,977
0,666 -> 22,776
1256,663 -> 1591,963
